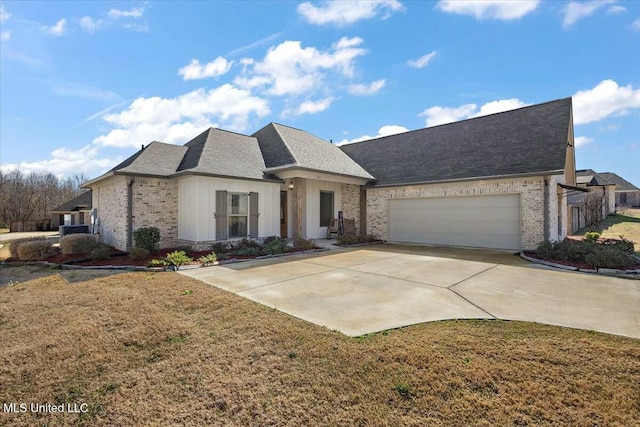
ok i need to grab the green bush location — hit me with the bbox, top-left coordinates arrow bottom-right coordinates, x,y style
129,247 -> 150,261
602,236 -> 635,254
210,241 -> 231,254
198,252 -> 217,266
165,250 -> 193,267
173,245 -> 193,256
584,232 -> 601,243
293,237 -> 318,250
133,227 -> 161,253
264,237 -> 289,255
147,258 -> 168,268
585,246 -> 636,269
60,234 -> 98,255
337,234 -> 359,245
10,238 -> 45,259
234,238 -> 262,250
17,240 -> 56,261
233,247 -> 261,256
90,244 -> 112,261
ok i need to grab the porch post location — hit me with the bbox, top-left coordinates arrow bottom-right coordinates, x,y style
292,177 -> 306,240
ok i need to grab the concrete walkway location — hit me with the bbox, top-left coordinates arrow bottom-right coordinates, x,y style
179,245 -> 640,339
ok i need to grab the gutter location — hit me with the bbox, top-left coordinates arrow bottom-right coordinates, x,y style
126,177 -> 134,251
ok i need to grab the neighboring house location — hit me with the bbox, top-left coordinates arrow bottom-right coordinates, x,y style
568,170 -> 616,233
598,172 -> 640,208
83,98 -> 577,252
50,191 -> 93,229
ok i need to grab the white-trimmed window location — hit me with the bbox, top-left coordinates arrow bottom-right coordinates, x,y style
228,193 -> 249,238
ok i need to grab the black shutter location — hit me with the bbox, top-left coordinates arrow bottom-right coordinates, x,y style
216,190 -> 228,240
249,192 -> 259,238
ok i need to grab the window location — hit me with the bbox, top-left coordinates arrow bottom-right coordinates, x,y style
620,193 -> 627,205
63,214 -> 72,226
228,193 -> 248,238
319,191 -> 334,227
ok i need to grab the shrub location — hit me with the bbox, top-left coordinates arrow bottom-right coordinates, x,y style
90,244 -> 112,261
133,227 -> 161,253
173,245 -> 193,256
198,252 -> 217,266
602,236 -> 635,254
17,240 -> 56,261
584,232 -> 601,243
337,234 -> 359,245
210,241 -> 231,254
165,250 -> 193,267
535,240 -> 555,259
10,238 -> 45,259
235,238 -> 261,250
293,237 -> 317,250
233,247 -> 261,256
264,237 -> 289,255
147,258 -> 168,268
585,246 -> 636,269
129,247 -> 150,261
262,236 -> 280,245
60,234 -> 98,255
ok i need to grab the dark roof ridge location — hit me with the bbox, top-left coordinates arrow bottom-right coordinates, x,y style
341,97 -> 572,148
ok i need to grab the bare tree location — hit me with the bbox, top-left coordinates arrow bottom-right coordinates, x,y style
581,191 -> 608,230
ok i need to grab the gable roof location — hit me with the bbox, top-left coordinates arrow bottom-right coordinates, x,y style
51,190 -> 92,213
340,98 -> 572,187
114,141 -> 188,177
598,172 -> 640,192
175,128 -> 270,181
576,169 -> 615,186
253,123 -> 374,180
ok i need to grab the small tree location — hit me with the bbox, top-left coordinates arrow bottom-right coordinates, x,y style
581,191 -> 607,230
133,227 -> 161,253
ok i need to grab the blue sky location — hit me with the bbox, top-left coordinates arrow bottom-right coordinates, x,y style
1,0 -> 639,186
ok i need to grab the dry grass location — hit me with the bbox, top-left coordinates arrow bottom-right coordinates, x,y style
1,270 -> 639,426
0,243 -> 9,261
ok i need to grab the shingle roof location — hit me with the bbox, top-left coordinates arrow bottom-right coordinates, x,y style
576,169 -> 614,186
340,98 -> 572,187
176,128 -> 270,180
51,191 -> 92,212
115,142 -> 188,177
253,123 -> 374,180
598,172 -> 640,192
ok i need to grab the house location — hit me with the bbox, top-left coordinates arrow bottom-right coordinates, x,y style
50,191 -> 93,229
83,97 -> 577,252
568,170 -> 616,233
598,172 -> 640,208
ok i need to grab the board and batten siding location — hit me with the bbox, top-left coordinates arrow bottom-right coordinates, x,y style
303,179 -> 343,239
178,176 -> 280,243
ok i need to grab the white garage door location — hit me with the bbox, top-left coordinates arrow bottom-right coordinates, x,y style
388,194 -> 521,250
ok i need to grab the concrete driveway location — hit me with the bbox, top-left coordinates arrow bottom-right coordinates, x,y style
180,244 -> 640,339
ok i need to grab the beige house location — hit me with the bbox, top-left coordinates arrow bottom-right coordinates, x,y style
84,98 -> 577,252
50,190 -> 93,229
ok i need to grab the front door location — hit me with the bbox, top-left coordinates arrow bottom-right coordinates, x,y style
280,191 -> 287,238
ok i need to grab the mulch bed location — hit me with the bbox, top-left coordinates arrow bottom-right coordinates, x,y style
522,251 -> 640,271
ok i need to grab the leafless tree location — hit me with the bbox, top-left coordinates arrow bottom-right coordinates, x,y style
580,190 -> 608,230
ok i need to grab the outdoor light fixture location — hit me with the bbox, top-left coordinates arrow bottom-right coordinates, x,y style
288,180 -> 294,190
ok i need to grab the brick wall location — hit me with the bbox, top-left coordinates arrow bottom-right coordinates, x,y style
93,176 -> 128,250
132,178 -> 179,249
340,183 -> 361,235
366,176 -> 550,250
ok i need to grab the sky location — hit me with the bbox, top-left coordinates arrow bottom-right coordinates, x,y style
1,0 -> 639,186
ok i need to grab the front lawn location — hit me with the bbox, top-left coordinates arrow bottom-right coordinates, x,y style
1,267 -> 638,426
574,208 -> 640,256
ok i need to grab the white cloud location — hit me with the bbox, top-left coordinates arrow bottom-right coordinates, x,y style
633,19 -> 640,31
562,0 -> 615,28
348,79 -> 385,95
108,7 -> 144,19
572,79 -> 640,124
408,51 -> 438,68
43,18 -> 67,36
228,31 -> 284,57
297,0 -> 403,26
178,57 -> 233,80
337,125 -> 409,145
1,5 -> 10,23
79,16 -> 102,33
419,98 -> 528,127
574,136 -> 593,147
234,37 -> 367,96
436,0 -> 539,20
1,31 -> 9,41
0,145 -> 119,177
94,84 -> 270,148
607,5 -> 626,14
282,97 -> 334,117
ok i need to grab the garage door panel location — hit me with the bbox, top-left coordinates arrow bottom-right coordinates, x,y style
388,194 -> 521,250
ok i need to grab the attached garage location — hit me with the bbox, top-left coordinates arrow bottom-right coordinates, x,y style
388,194 -> 522,250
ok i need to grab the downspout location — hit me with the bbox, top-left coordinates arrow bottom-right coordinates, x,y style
543,176 -> 550,242
126,177 -> 134,250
